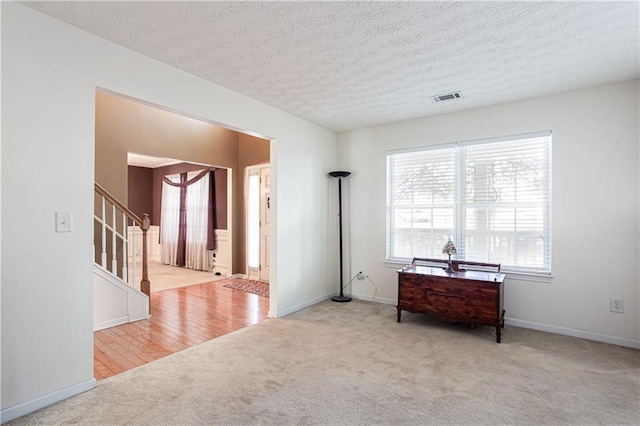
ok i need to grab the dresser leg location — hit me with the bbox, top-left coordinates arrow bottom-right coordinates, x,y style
397,309 -> 402,323
496,326 -> 501,343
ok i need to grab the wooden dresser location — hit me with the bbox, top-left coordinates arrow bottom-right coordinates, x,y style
397,258 -> 506,343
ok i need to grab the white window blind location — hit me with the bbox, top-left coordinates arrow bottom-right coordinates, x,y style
387,132 -> 551,274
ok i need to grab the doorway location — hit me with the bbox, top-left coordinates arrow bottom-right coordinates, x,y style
127,154 -> 234,289
247,165 -> 270,282
94,89 -> 275,380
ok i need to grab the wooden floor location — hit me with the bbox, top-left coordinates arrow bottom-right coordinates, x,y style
94,280 -> 269,380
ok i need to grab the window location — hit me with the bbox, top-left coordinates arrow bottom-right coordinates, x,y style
386,131 -> 551,274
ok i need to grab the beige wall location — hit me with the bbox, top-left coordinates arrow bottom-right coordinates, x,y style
95,91 -> 239,200
127,166 -> 154,222
96,91 -> 269,275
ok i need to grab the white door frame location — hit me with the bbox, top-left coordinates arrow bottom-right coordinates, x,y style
246,164 -> 270,281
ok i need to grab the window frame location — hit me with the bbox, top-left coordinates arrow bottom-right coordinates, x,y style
386,131 -> 552,275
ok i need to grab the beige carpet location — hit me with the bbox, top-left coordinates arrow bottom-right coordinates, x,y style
7,300 -> 639,425
129,259 -> 224,292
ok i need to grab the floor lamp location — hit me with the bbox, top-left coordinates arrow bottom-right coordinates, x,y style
329,171 -> 351,302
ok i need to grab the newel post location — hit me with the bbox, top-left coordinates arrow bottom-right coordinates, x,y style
140,213 -> 151,298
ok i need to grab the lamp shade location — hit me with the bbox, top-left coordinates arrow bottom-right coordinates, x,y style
442,240 -> 457,256
328,171 -> 351,178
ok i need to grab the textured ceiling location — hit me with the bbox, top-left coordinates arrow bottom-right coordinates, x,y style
24,1 -> 640,132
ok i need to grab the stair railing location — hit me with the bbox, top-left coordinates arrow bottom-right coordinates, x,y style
94,182 -> 151,298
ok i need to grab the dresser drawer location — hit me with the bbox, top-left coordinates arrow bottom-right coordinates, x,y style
400,285 -> 498,320
400,283 -> 497,309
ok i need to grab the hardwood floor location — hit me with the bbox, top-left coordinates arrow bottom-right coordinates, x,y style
94,279 -> 269,380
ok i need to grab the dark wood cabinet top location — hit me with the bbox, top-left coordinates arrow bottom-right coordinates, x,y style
398,265 -> 506,284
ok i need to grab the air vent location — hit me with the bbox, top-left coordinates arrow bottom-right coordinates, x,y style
431,91 -> 462,103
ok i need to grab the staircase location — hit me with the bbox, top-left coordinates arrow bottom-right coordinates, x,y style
93,183 -> 150,331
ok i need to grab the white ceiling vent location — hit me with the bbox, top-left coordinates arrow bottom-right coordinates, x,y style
431,91 -> 463,103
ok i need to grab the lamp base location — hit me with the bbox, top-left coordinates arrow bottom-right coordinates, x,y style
444,254 -> 455,273
332,295 -> 352,303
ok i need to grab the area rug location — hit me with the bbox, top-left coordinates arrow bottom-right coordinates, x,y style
223,278 -> 269,297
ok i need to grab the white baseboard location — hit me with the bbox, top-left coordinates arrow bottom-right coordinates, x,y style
94,315 -> 128,331
1,378 -> 96,423
334,293 -> 640,349
276,292 -> 334,317
350,292 -> 396,306
212,265 -> 230,276
229,273 -> 246,279
505,318 -> 640,349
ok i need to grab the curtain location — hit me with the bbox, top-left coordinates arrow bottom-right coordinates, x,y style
185,170 -> 210,270
176,173 -> 188,266
207,170 -> 216,251
160,169 -> 216,271
160,173 -> 181,266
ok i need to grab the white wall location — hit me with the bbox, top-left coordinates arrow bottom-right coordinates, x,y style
1,2 -> 337,419
338,80 -> 640,347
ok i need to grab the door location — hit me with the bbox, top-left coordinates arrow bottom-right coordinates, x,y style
247,165 -> 270,281
259,167 -> 270,281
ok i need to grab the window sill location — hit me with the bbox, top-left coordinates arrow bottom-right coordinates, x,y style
384,260 -> 553,283
501,271 -> 553,283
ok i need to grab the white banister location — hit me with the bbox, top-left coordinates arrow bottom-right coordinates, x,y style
101,197 -> 107,266
122,212 -> 128,280
93,183 -> 151,304
111,203 -> 117,276
131,224 -> 137,288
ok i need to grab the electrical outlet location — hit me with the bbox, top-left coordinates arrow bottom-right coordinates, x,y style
357,272 -> 365,280
610,297 -> 624,313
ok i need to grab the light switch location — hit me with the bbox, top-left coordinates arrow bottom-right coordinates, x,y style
55,212 -> 73,232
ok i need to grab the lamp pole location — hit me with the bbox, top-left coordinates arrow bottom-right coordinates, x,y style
329,171 -> 351,302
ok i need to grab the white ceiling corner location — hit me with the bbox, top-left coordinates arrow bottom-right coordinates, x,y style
23,1 -> 640,132
127,153 -> 182,169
